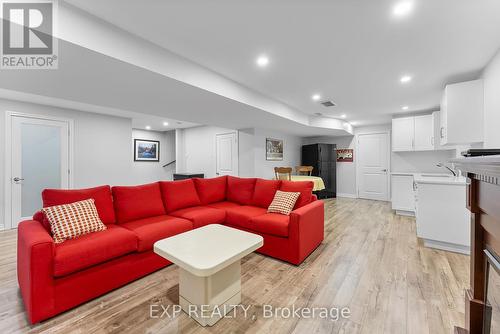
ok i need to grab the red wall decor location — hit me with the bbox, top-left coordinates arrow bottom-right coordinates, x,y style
337,148 -> 353,162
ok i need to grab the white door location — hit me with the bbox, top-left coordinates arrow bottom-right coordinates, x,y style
215,132 -> 238,176
8,115 -> 70,228
392,117 -> 414,151
414,114 -> 434,151
358,133 -> 389,201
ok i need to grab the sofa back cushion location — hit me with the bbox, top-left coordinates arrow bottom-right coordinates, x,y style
252,179 -> 281,208
193,176 -> 227,205
280,180 -> 314,209
42,185 -> 116,224
160,180 -> 201,213
112,182 -> 166,223
227,176 -> 257,205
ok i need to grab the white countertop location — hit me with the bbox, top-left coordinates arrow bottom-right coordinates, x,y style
154,224 -> 263,277
391,172 -> 467,185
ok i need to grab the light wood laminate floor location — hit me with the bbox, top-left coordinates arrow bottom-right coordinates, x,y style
0,198 -> 469,334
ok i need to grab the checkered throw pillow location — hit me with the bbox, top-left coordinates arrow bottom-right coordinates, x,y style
268,190 -> 301,215
42,199 -> 107,244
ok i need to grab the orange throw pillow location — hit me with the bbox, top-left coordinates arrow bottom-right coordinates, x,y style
42,199 -> 107,243
268,190 -> 301,216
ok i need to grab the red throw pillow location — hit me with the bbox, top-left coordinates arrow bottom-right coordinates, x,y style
268,191 -> 301,215
227,176 -> 257,205
42,199 -> 107,243
112,182 -> 166,223
280,180 -> 314,209
160,180 -> 201,212
252,179 -> 281,208
193,176 -> 227,205
42,185 -> 115,224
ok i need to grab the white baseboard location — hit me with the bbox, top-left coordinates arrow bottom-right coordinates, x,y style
422,239 -> 470,255
336,193 -> 357,199
395,210 -> 415,217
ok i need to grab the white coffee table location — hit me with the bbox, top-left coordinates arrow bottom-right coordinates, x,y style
153,224 -> 263,326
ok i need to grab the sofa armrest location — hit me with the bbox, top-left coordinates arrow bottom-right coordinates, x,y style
17,220 -> 56,324
289,200 -> 325,264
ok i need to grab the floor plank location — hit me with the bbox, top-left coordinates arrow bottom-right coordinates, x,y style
0,198 -> 469,333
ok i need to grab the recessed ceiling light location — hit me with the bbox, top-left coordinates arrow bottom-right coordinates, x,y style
340,114 -> 346,118
400,75 -> 412,83
256,55 -> 269,67
402,106 -> 409,110
163,121 -> 169,126
145,125 -> 151,130
312,94 -> 321,101
393,1 -> 414,17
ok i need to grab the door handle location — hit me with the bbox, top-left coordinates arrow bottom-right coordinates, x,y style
381,169 -> 387,172
13,177 -> 24,183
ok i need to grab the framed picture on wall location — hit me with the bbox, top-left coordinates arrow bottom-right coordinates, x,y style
266,138 -> 283,161
134,139 -> 160,162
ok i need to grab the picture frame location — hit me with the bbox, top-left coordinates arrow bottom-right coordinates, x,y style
134,139 -> 160,162
266,138 -> 283,161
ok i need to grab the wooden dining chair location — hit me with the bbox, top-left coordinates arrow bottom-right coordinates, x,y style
296,166 -> 314,176
274,167 -> 292,180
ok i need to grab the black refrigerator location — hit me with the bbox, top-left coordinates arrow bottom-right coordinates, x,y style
301,144 -> 337,199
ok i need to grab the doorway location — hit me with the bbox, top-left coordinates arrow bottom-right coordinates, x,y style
4,113 -> 73,229
215,132 -> 238,176
356,132 -> 390,201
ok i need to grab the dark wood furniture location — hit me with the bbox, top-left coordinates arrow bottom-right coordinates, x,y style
301,144 -> 337,198
274,167 -> 292,180
173,173 -> 204,181
453,155 -> 500,334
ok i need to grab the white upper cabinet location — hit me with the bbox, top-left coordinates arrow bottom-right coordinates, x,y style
440,79 -> 484,145
392,114 -> 434,152
414,115 -> 434,151
392,117 -> 414,151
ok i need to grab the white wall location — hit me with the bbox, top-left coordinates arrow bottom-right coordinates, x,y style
177,125 -> 302,180
303,123 -> 457,198
176,126 -> 236,178
252,128 -> 302,179
0,99 -> 176,229
131,129 -> 175,183
482,48 -> 500,148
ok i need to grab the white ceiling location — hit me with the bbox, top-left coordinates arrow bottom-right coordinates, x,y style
66,0 -> 500,126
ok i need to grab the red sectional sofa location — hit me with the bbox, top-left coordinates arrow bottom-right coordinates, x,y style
17,176 -> 324,324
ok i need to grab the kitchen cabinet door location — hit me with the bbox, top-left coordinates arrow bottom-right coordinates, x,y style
414,114 -> 434,151
392,117 -> 414,152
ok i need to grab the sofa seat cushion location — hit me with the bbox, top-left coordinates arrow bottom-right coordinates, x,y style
121,215 -> 192,252
53,225 -> 137,277
170,206 -> 225,229
112,182 -> 166,223
206,201 -> 241,211
42,185 -> 116,224
225,205 -> 267,228
249,213 -> 290,237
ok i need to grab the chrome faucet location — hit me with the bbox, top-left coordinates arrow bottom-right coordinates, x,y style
436,163 -> 457,176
